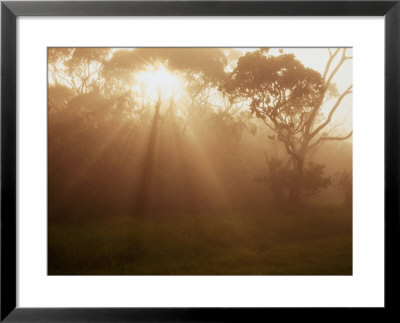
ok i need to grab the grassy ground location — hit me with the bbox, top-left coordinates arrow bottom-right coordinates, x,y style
48,205 -> 352,275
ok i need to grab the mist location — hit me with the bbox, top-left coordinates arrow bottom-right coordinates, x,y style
48,48 -> 352,275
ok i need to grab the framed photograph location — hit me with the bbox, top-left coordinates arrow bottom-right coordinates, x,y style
1,0 -> 399,321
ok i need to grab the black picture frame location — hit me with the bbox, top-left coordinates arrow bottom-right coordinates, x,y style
1,1 -> 399,321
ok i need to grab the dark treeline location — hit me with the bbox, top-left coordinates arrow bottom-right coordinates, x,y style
48,48 -> 352,220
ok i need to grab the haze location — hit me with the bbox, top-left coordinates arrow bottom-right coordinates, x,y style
48,47 -> 353,275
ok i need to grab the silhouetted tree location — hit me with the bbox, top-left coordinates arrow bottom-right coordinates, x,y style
63,48 -> 111,95
334,169 -> 352,209
223,48 -> 352,202
48,48 -> 73,85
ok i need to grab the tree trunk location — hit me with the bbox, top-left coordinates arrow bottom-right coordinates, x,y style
288,155 -> 304,204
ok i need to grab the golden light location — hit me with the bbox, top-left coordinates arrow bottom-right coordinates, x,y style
132,65 -> 184,102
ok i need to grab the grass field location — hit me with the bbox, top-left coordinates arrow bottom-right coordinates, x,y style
48,205 -> 352,275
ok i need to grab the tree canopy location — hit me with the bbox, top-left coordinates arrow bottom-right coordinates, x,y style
48,47 -> 353,211
222,49 -> 352,202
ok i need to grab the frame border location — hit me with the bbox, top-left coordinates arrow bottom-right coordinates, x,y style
1,1 -> 399,321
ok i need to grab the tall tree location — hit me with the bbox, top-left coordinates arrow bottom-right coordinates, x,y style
223,48 -> 352,202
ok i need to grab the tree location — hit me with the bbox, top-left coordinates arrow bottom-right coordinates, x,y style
64,48 -> 111,95
48,48 -> 73,85
223,49 -> 352,202
334,169 -> 352,209
100,48 -> 230,130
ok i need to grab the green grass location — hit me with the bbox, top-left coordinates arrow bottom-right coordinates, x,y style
48,205 -> 352,275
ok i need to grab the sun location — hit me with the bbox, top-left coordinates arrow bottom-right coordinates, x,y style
132,65 -> 183,101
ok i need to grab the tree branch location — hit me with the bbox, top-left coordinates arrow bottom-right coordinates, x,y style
309,130 -> 353,149
325,48 -> 351,90
310,84 -> 352,138
322,48 -> 340,82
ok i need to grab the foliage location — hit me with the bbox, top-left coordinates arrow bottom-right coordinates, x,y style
223,49 -> 352,203
47,47 -> 353,276
261,158 -> 331,203
47,47 -> 352,214
334,170 -> 352,208
223,52 -> 324,127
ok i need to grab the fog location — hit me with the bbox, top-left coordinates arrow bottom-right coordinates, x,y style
48,48 -> 352,275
